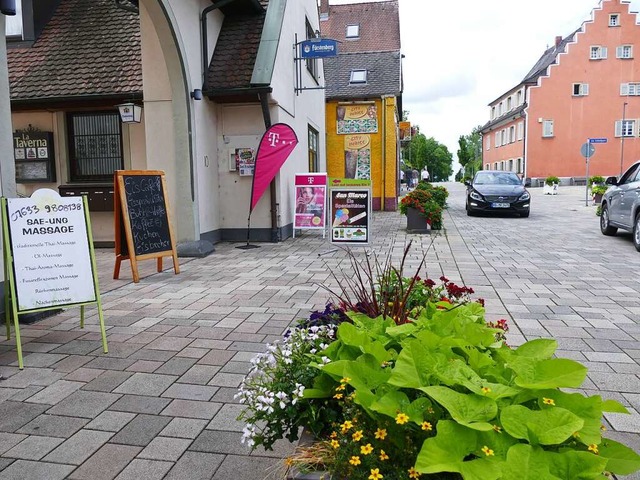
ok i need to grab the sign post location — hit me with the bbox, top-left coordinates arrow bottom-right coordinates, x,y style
581,141 -> 596,207
2,188 -> 108,368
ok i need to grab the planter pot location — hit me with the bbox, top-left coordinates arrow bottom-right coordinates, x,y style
543,183 -> 559,195
406,207 -> 431,234
592,193 -> 603,204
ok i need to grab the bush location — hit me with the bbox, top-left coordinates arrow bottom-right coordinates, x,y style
588,175 -> 605,186
416,182 -> 448,208
545,176 -> 560,186
591,185 -> 607,196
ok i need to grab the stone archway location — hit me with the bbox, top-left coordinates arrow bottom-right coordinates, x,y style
138,0 -> 198,246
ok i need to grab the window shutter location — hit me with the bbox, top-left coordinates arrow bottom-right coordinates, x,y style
601,47 -> 608,59
615,120 -> 622,137
582,84 -> 589,95
621,83 -> 629,96
617,46 -> 623,58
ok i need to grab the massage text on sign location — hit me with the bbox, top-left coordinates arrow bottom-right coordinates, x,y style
7,190 -> 96,311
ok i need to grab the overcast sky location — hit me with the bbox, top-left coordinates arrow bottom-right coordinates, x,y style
330,0 -> 640,170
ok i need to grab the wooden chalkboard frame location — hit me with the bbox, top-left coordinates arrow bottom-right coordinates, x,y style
113,170 -> 180,283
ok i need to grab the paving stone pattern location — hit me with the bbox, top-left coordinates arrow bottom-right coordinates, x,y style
0,183 -> 637,479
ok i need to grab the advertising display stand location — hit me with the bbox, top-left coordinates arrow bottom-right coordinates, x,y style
293,173 -> 327,238
329,182 -> 372,246
1,189 -> 108,369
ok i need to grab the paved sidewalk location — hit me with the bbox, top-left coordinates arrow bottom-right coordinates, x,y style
0,182 -> 636,479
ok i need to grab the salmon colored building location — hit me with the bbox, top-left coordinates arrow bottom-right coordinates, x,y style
481,0 -> 640,184
319,0 -> 402,210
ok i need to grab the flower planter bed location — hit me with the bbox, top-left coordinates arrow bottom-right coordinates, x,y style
406,206 -> 430,234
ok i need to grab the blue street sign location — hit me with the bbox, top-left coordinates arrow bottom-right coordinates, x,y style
300,39 -> 338,59
589,138 -> 608,144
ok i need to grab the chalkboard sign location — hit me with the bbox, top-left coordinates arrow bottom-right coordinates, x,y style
113,170 -> 179,283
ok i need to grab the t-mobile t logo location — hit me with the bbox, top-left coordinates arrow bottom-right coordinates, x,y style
268,132 -> 280,147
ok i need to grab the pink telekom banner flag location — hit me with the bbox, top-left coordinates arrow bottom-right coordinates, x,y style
250,123 -> 299,212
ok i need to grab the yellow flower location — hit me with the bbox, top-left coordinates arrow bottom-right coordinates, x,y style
481,387 -> 491,394
492,425 -> 502,433
369,468 -> 383,480
340,420 -> 353,433
361,443 -> 373,455
572,432 -> 580,438
335,384 -> 346,392
543,397 -> 555,406
421,421 -> 433,431
379,449 -> 389,461
330,431 -> 337,439
408,467 -> 422,478
334,393 -> 344,400
374,428 -> 387,440
352,430 -> 363,441
340,377 -> 351,383
330,439 -> 340,449
284,457 -> 294,467
588,444 -> 599,455
395,413 -> 410,425
481,446 -> 494,456
600,424 -> 607,432
349,456 -> 361,466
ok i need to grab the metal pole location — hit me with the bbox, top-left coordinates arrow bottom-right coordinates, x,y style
620,102 -> 628,175
585,138 -> 590,207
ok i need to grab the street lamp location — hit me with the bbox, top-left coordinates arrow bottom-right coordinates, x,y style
620,101 -> 628,176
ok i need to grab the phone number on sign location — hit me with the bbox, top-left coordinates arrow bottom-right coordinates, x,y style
11,203 -> 82,222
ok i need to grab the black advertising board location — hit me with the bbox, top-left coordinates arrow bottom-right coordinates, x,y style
13,130 -> 56,183
113,170 -> 179,283
329,187 -> 371,245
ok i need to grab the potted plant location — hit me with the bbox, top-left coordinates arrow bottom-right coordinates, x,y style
591,184 -> 607,204
543,176 -> 560,195
399,185 -> 447,233
237,245 -> 640,480
588,175 -> 605,188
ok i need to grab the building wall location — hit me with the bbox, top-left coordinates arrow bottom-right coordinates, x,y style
527,0 -> 640,179
326,97 -> 398,210
481,117 -> 525,173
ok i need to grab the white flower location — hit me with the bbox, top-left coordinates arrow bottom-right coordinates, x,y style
321,356 -> 331,364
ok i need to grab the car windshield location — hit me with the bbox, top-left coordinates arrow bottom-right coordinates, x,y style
474,172 -> 521,186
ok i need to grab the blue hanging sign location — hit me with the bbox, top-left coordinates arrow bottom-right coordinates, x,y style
300,39 -> 338,59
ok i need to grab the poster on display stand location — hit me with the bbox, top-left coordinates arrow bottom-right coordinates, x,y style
293,173 -> 327,238
329,186 -> 371,245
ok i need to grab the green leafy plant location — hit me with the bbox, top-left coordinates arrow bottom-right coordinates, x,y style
591,185 -> 607,196
416,182 -> 449,208
399,188 -> 445,230
545,176 -> 560,186
596,205 -> 603,216
588,175 -> 605,187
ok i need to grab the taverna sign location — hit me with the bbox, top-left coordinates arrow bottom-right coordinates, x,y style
300,38 -> 338,58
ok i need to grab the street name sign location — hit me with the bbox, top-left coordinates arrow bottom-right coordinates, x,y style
589,138 -> 608,144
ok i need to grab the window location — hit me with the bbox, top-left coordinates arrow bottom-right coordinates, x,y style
572,83 -> 589,96
516,90 -> 523,105
501,129 -> 506,145
507,96 -> 512,110
498,102 -> 503,115
500,161 -> 505,171
509,126 -> 515,143
67,112 -> 123,182
508,159 -> 514,171
346,24 -> 360,38
542,120 -> 554,137
349,70 -> 367,84
617,45 -> 633,59
494,162 -> 498,170
609,14 -> 620,27
491,106 -> 495,119
621,83 -> 640,95
485,164 -> 490,170
308,126 -> 319,172
517,158 -> 523,174
485,136 -> 490,150
517,122 -> 524,141
495,132 -> 500,147
305,19 -> 318,80
5,0 -> 23,37
615,119 -> 636,137
590,46 -> 608,60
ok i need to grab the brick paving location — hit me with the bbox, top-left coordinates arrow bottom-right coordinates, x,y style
0,182 -> 638,479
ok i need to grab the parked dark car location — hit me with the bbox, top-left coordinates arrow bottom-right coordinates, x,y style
599,160 -> 640,251
465,171 -> 531,217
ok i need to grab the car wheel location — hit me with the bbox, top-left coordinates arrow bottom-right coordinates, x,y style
520,210 -> 530,218
633,212 -> 640,252
600,203 -> 618,236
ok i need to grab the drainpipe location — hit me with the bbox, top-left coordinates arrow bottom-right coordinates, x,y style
201,0 -> 237,91
381,96 -> 386,211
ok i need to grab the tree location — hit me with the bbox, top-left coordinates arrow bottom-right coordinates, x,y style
401,131 -> 453,182
457,126 -> 483,179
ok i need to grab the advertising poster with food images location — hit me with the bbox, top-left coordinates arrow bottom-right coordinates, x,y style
336,104 -> 377,134
330,187 -> 371,245
236,148 -> 256,176
344,135 -> 371,180
294,173 -> 327,233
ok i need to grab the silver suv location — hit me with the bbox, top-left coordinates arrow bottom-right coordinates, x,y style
600,160 -> 640,251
